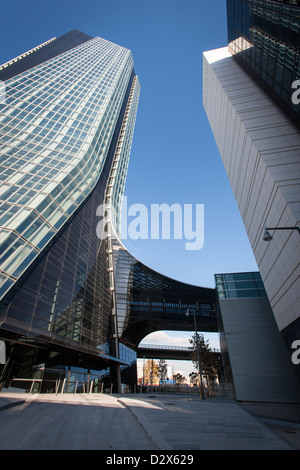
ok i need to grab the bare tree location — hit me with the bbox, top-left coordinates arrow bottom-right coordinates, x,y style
157,359 -> 168,385
189,371 -> 198,385
143,359 -> 159,385
173,373 -> 186,385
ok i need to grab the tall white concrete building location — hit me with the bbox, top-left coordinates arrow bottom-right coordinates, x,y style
203,0 -> 300,378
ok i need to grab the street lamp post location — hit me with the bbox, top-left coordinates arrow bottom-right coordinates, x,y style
186,308 -> 205,400
263,226 -> 300,241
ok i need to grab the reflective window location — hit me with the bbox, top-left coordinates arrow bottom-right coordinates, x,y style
215,272 -> 267,299
227,0 -> 300,124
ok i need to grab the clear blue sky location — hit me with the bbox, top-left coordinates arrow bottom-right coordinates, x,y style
1,0 -> 258,358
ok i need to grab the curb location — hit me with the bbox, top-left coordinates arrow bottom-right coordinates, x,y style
118,399 -> 172,450
258,417 -> 300,430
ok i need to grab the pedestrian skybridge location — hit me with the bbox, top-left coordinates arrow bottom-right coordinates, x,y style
137,344 -> 221,361
112,237 -> 218,349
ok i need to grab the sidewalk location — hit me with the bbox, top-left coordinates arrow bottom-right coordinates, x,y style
117,394 -> 300,450
0,392 -> 299,450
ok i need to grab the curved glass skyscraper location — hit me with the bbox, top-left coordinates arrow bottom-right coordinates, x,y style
0,30 -> 141,392
0,30 -> 140,301
0,29 -> 218,394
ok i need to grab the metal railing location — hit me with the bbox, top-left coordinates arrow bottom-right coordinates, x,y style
138,344 -> 220,353
0,378 -> 233,398
0,378 -> 114,395
137,382 -> 231,398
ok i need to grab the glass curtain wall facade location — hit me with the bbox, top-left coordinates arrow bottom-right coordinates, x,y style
215,272 -> 268,299
0,30 -> 94,81
227,0 -> 300,126
0,30 -> 141,393
111,235 -> 217,348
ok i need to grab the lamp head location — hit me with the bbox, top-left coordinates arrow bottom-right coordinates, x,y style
263,227 -> 273,242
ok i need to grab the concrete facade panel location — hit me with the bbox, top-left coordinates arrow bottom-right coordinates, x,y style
203,48 -> 300,333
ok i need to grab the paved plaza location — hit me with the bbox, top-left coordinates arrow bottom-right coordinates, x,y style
0,393 -> 299,450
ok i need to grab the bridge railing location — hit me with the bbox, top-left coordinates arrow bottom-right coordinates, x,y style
138,344 -> 220,353
127,299 -> 216,316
